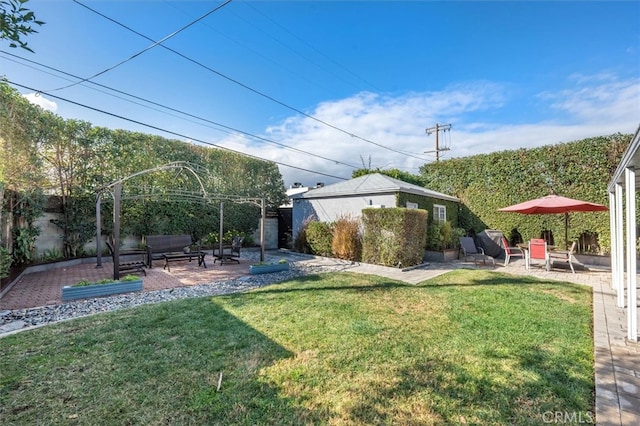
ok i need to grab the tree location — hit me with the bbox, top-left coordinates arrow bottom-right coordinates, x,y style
0,79 -> 46,253
0,0 -> 44,52
41,117 -> 99,258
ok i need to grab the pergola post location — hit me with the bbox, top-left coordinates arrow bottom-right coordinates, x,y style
609,191 -> 617,290
260,198 -> 266,262
624,167 -> 637,342
218,200 -> 224,260
96,193 -> 103,268
113,183 -> 122,281
615,183 -> 625,308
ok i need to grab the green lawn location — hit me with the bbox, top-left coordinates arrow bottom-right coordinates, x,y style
0,270 -> 594,425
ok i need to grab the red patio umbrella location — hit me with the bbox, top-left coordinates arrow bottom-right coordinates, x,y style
498,195 -> 608,249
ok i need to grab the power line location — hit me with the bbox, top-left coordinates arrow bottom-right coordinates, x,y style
2,53 -> 199,123
1,50 -> 360,169
8,80 -> 350,182
47,0 -> 233,92
162,1 -> 340,96
71,0 -> 429,161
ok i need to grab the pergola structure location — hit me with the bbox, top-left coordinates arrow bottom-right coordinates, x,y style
608,125 -> 640,343
95,162 -> 265,279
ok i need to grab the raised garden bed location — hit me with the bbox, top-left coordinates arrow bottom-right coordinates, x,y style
423,248 -> 460,263
62,277 -> 143,301
249,262 -> 290,275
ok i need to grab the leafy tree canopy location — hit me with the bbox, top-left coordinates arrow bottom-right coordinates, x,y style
0,0 -> 44,52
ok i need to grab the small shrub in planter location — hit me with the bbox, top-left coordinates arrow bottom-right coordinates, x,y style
424,221 -> 466,262
426,221 -> 465,251
62,275 -> 143,301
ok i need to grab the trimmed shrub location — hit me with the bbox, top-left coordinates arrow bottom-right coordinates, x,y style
306,221 -> 334,257
362,208 -> 427,267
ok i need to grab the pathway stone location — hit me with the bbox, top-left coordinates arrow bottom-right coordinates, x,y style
0,320 -> 26,334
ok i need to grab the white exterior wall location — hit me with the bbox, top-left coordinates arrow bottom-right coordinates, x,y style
292,194 -> 397,239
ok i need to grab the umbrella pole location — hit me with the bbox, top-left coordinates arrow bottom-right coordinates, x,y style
564,213 -> 569,250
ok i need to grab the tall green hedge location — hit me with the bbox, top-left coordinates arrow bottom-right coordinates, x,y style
0,81 -> 286,259
418,134 -> 631,253
361,207 -> 427,267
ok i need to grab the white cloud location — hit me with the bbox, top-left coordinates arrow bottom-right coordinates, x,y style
221,73 -> 639,188
543,80 -> 639,124
567,72 -> 618,84
23,92 -> 58,112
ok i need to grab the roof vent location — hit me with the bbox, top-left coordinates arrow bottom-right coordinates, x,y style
316,182 -> 324,188
292,182 -> 302,188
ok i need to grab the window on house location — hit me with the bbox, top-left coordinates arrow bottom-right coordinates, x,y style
433,204 -> 447,223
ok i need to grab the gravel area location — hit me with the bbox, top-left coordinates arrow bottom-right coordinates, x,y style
0,252 -> 340,334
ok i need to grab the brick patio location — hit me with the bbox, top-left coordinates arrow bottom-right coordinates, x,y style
0,255 -> 250,310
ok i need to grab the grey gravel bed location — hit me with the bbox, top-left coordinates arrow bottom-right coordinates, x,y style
0,253 -> 339,334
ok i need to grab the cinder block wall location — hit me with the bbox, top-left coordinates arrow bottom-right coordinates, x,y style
252,217 -> 278,250
33,213 -> 280,257
33,213 -> 63,256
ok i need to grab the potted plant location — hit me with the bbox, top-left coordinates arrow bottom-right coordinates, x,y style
424,221 -> 466,262
61,274 -> 143,301
249,259 -> 290,275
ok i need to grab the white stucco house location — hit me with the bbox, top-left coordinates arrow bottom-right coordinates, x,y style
290,173 -> 459,239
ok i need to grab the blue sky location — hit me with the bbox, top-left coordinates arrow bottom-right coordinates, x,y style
2,0 -> 639,187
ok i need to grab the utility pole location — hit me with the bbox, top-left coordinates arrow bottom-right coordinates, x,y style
425,123 -> 452,161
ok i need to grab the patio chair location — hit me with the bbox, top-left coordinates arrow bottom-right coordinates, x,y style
230,236 -> 244,259
105,241 -> 147,276
527,239 -> 550,271
500,237 -> 524,266
459,236 -> 495,266
548,241 -> 577,273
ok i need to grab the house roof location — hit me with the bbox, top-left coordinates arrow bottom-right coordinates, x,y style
294,173 -> 459,202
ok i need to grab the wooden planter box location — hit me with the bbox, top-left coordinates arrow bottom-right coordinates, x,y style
249,263 -> 290,275
423,248 -> 460,263
62,279 -> 143,301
